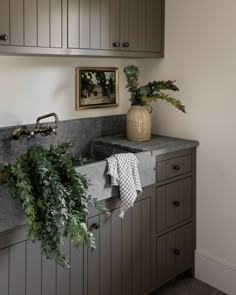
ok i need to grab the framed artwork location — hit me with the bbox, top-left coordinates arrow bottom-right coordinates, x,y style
76,67 -> 119,110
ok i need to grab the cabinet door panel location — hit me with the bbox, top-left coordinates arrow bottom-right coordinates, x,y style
24,0 -> 37,46
146,0 -> 162,52
42,253 -> 56,295
26,241 -> 41,295
122,210 -> 132,295
111,0 -> 120,50
80,0 -> 90,48
38,0 -> 50,47
50,0 -> 62,48
87,216 -> 100,295
10,0 -> 24,46
141,198 -> 152,292
91,0 -> 101,49
100,214 -> 111,295
120,0 -> 129,49
9,242 -> 26,295
68,0 -> 80,48
71,242 -> 85,295
128,0 -> 138,51
111,209 -> 122,295
0,248 -> 9,295
137,0 -> 146,51
156,231 -> 175,285
0,0 -> 9,45
132,202 -> 142,294
101,0 -> 111,49
175,223 -> 193,273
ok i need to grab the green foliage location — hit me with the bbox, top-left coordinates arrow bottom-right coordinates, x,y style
0,143 -> 109,267
124,65 -> 186,113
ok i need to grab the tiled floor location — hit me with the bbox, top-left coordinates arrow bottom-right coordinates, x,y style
151,274 -> 227,295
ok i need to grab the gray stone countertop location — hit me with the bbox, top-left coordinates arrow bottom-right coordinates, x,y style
0,134 -> 199,235
94,134 -> 199,156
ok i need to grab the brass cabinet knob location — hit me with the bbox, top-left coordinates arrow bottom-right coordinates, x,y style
173,164 -> 180,171
0,34 -> 8,41
112,42 -> 120,48
91,222 -> 100,230
122,42 -> 129,48
174,249 -> 181,256
173,201 -> 180,207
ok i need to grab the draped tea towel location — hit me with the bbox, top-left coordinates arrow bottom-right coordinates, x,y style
107,153 -> 142,218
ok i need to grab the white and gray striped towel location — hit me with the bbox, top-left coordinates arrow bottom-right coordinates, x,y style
107,153 -> 142,218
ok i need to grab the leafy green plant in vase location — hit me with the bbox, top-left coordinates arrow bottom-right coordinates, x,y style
124,65 -> 186,141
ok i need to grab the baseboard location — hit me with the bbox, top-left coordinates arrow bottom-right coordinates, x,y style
195,250 -> 236,295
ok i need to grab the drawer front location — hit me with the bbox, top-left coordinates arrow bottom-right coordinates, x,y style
156,177 -> 192,233
156,223 -> 193,285
156,154 -> 192,182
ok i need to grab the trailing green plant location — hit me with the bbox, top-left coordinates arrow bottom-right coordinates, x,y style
0,143 -> 109,267
124,65 -> 186,112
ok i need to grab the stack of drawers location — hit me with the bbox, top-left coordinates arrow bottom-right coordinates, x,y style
154,148 -> 196,286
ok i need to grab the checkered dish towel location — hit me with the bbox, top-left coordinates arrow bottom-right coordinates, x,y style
107,153 -> 142,218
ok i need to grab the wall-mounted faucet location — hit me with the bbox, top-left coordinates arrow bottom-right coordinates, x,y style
12,113 -> 59,140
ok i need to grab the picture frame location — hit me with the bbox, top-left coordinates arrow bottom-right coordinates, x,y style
76,67 -> 119,110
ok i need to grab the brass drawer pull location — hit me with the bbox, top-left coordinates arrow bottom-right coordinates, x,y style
173,201 -> 180,207
91,222 -> 100,230
173,164 -> 180,171
0,34 -> 8,41
112,42 -> 120,48
174,249 -> 181,256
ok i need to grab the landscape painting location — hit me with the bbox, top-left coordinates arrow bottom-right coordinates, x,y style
76,67 -> 119,109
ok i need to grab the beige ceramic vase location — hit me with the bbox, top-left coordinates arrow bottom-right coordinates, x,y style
126,105 -> 152,141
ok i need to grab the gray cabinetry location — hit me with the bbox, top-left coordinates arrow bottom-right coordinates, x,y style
86,185 -> 155,295
67,0 -> 164,57
153,148 -> 196,288
0,0 -> 67,54
0,228 -> 85,295
0,148 -> 196,295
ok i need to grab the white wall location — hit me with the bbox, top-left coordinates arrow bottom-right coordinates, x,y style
0,56 -> 134,127
138,0 -> 236,293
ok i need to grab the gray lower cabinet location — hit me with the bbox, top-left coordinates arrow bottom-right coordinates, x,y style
68,0 -> 164,57
0,234 -> 85,295
0,0 -> 67,54
0,148 -> 196,295
153,148 -> 196,288
86,185 -> 155,295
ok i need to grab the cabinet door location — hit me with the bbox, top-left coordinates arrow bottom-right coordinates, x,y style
120,0 -> 164,53
68,0 -> 112,50
86,187 -> 155,295
0,0 -> 64,48
0,235 -> 85,295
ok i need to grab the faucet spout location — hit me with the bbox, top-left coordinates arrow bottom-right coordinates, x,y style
35,112 -> 59,129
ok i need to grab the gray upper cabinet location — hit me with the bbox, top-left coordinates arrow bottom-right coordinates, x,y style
0,0 -> 67,55
0,0 -> 164,57
68,0 -> 165,58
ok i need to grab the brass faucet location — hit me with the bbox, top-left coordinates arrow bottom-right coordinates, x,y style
12,113 -> 59,140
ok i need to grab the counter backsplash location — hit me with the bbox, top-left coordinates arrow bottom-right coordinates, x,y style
0,115 -> 126,164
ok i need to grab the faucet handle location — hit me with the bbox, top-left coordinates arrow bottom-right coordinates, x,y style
28,131 -> 36,139
52,128 -> 57,135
